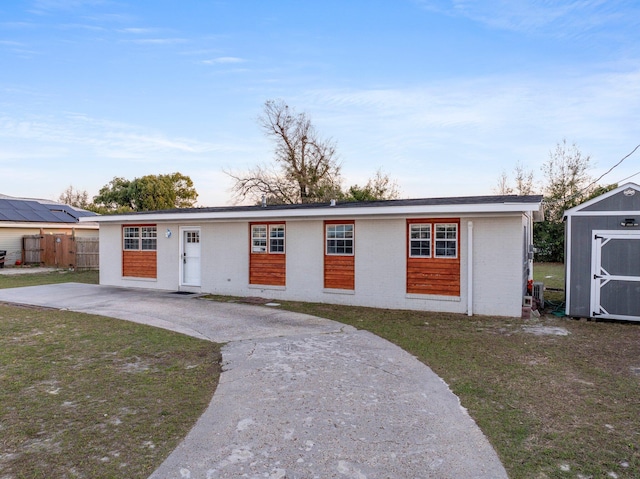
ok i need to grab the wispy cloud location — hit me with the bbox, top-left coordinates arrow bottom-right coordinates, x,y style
127,37 -> 188,45
201,56 -> 246,65
301,62 -> 640,191
30,0 -> 108,12
416,0 -> 640,37
0,21 -> 39,29
58,23 -> 106,31
0,112 -> 228,159
119,27 -> 160,35
0,39 -> 41,57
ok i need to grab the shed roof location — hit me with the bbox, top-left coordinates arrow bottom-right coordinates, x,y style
563,183 -> 640,218
82,193 -> 544,224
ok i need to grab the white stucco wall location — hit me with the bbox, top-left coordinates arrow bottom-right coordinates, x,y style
97,214 -> 527,317
470,216 -> 524,317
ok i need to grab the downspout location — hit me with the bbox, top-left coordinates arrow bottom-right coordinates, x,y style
467,220 -> 473,316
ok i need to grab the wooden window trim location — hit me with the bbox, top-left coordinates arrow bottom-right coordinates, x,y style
249,222 -> 286,287
324,220 -> 355,290
406,218 -> 460,296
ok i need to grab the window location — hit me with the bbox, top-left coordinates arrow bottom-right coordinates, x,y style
141,227 -> 157,250
251,225 -> 267,253
409,224 -> 431,257
186,230 -> 200,243
435,223 -> 457,258
123,226 -> 157,251
269,225 -> 285,253
124,227 -> 140,250
251,224 -> 285,253
326,224 -> 354,255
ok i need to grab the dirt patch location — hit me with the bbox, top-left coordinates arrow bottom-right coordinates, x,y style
522,325 -> 570,336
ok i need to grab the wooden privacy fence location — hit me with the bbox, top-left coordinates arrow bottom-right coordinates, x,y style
22,235 -> 99,270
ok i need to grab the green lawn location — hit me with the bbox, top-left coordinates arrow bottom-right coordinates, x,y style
0,270 -> 221,479
533,262 -> 565,305
0,269 -> 99,289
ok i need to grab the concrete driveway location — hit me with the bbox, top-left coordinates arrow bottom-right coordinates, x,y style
0,283 -> 508,479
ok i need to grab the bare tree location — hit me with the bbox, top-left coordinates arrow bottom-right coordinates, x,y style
494,171 -> 514,195
228,100 -> 343,204
513,163 -> 535,195
542,139 -> 593,222
58,185 -> 90,209
493,163 -> 535,195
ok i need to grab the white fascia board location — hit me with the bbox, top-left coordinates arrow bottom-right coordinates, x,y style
565,210 -> 640,217
564,182 -> 640,217
81,202 -> 542,224
0,222 -> 99,229
592,229 -> 640,238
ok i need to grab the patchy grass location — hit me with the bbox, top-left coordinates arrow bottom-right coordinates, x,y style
0,303 -> 221,479
0,269 -> 99,289
262,301 -> 639,479
6,268 -> 638,478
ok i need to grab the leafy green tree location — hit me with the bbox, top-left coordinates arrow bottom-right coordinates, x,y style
533,140 -> 616,262
92,173 -> 198,213
343,169 -> 400,202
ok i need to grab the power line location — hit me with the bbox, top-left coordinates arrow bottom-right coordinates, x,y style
542,143 -> 640,208
587,143 -> 640,189
614,169 -> 640,184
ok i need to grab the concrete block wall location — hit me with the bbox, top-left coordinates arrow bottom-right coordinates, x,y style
98,214 -> 526,317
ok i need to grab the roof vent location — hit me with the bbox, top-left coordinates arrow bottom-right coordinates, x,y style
330,199 -> 336,207
261,195 -> 267,208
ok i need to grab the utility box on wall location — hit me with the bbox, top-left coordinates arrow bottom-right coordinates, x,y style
564,183 -> 640,322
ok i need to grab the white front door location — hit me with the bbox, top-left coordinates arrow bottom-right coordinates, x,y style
181,227 -> 201,287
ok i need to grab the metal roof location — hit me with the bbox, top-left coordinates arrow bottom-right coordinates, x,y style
0,198 -> 97,223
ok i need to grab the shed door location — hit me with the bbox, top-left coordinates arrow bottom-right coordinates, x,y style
591,232 -> 640,321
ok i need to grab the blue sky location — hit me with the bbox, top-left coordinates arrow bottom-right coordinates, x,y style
1,0 -> 639,206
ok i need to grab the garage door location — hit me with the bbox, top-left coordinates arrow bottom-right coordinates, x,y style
591,231 -> 640,321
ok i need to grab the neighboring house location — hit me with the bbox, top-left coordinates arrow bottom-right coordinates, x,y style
0,195 -> 98,266
83,194 -> 543,317
564,182 -> 640,322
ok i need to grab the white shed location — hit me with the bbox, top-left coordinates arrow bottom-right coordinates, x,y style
82,194 -> 543,318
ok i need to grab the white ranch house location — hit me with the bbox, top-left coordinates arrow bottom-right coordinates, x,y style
82,194 -> 543,318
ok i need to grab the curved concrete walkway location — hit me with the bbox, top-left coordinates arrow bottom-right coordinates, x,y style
0,283 -> 508,479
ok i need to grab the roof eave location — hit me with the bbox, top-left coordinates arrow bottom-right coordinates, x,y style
563,182 -> 640,218
81,201 -> 543,224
